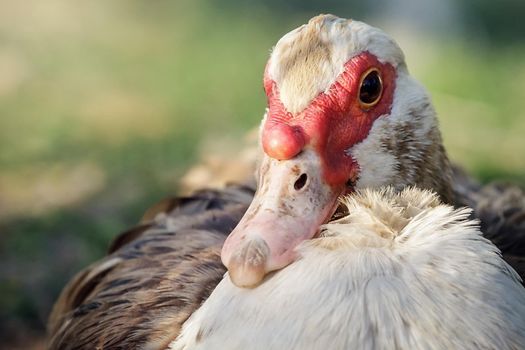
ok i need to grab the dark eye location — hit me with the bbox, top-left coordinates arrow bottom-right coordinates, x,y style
358,68 -> 383,108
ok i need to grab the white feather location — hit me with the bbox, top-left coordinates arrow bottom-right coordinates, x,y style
171,187 -> 525,350
350,72 -> 439,190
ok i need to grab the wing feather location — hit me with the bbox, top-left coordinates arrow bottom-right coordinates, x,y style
47,185 -> 253,350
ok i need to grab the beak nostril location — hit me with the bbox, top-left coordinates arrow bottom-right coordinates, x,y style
294,173 -> 308,191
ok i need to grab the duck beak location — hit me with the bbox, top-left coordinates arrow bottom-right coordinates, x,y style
221,149 -> 343,288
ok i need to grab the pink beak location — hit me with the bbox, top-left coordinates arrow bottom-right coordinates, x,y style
221,149 -> 343,288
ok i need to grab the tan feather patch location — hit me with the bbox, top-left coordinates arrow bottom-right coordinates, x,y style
270,15 -> 348,114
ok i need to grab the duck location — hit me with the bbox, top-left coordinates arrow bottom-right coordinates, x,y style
48,14 -> 525,349
173,187 -> 525,350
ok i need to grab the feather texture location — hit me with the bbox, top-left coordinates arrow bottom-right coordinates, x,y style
47,185 -> 253,350
172,188 -> 525,350
47,14 -> 525,349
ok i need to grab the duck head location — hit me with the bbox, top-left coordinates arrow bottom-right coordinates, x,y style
221,14 -> 453,288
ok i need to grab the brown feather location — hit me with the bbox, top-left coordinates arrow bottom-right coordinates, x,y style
452,167 -> 525,281
47,185 -> 253,350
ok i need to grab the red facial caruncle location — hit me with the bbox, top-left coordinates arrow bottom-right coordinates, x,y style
262,51 -> 396,188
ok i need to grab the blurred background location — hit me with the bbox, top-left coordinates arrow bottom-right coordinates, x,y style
1,0 -> 524,348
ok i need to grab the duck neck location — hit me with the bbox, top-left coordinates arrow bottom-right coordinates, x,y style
384,99 -> 454,204
412,131 -> 454,204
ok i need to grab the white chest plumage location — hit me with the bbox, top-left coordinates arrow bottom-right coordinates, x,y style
172,188 -> 525,350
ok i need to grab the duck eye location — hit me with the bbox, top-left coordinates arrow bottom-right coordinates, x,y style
358,68 -> 383,109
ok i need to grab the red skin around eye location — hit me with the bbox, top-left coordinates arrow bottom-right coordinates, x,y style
262,51 -> 396,188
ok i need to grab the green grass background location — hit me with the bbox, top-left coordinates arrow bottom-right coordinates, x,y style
0,0 -> 524,347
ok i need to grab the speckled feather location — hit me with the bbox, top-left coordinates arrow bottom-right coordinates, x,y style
47,185 -> 253,350
452,167 -> 525,281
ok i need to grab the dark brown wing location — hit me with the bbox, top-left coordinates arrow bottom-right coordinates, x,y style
47,185 -> 254,350
452,166 -> 525,281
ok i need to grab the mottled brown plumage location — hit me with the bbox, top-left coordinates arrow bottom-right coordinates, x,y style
452,167 -> 525,281
48,185 -> 253,350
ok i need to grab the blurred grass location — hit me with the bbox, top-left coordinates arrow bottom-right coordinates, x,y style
0,0 -> 524,347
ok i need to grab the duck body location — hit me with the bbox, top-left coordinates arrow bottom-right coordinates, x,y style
48,14 -> 525,349
47,178 -> 525,349
173,188 -> 525,350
